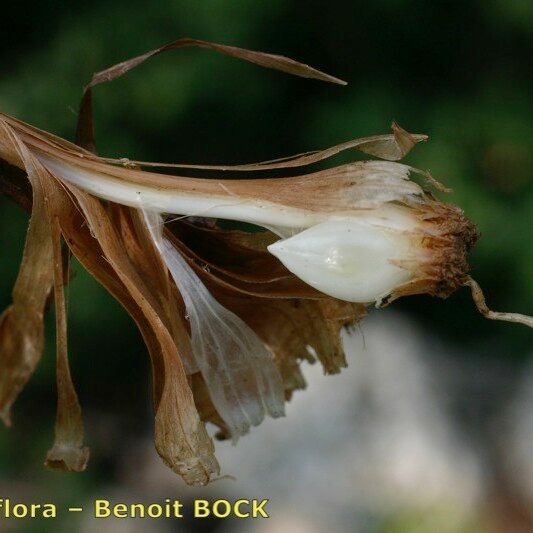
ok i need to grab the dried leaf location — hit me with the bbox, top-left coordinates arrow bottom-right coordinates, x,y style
1,117 -> 219,484
212,294 -> 364,417
44,216 -> 89,472
41,175 -> 171,415
107,122 -> 427,171
0,123 -> 54,426
0,120 -> 89,469
66,188 -> 219,484
76,38 -> 346,152
109,205 -> 197,373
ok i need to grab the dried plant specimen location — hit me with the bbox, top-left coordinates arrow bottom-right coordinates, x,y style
0,39 -> 531,485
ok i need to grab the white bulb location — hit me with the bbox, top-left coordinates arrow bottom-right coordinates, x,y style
268,217 -> 414,303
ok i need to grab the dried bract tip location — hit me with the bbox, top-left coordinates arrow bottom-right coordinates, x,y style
390,202 -> 479,302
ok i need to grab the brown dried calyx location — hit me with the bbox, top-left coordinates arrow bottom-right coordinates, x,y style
390,202 -> 479,302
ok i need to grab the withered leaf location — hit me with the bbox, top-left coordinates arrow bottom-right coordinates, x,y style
0,123 -> 54,426
76,38 -> 346,152
110,205 -> 197,373
66,187 -> 219,484
1,118 -> 219,484
44,216 -> 89,472
1,122 -> 89,470
110,121 -> 427,171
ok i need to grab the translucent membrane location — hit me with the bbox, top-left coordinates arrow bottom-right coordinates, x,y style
142,210 -> 285,440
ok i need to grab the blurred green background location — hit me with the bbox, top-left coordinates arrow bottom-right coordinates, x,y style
1,1 -> 532,532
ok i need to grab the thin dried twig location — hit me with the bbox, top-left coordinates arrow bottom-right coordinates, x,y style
466,277 -> 533,328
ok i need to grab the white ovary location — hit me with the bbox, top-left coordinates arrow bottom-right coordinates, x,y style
268,217 -> 414,303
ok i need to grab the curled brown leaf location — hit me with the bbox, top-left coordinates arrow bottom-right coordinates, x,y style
76,38 -> 346,152
0,122 -> 54,426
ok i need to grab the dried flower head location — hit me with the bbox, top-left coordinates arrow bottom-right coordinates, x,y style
0,39 -> 531,485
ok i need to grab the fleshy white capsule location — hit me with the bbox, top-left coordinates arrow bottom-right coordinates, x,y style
268,218 -> 411,303
268,203 -> 479,305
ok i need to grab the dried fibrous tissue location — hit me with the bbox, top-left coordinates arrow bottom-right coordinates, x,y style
0,39 -> 531,485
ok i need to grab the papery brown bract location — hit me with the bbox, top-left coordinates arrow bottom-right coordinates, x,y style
101,121 -> 427,171
69,188 -> 220,483
0,39 -> 356,484
4,37 -> 521,486
0,127 -> 54,427
75,38 -> 347,153
1,121 -> 89,471
44,217 -> 89,472
0,110 -> 366,482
